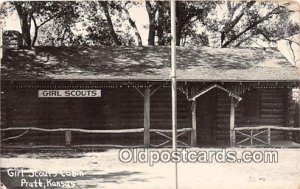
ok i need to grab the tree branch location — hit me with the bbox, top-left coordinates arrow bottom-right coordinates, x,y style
32,16 -> 38,47
222,6 -> 282,47
222,1 -> 256,38
37,11 -> 62,28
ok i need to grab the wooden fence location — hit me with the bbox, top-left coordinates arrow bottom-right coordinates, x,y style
234,126 -> 300,146
0,127 -> 191,148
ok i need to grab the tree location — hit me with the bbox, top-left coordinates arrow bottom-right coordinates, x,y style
84,1 -> 142,46
99,1 -> 122,46
175,1 -> 217,46
206,1 -> 300,48
145,1 -> 158,45
144,1 -> 216,46
119,2 -> 143,46
105,1 -> 143,46
12,1 -> 78,48
37,5 -> 83,47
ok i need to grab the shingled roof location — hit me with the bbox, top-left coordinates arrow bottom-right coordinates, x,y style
1,46 -> 299,82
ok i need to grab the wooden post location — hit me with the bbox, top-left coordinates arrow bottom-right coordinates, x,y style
191,100 -> 197,147
144,88 -> 151,147
230,97 -> 235,147
267,128 -> 271,145
250,130 -> 253,146
283,89 -> 289,140
65,130 -> 72,146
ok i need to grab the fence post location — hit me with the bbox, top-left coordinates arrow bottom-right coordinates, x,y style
267,128 -> 271,145
144,88 -> 151,147
230,97 -> 235,147
65,130 -> 72,146
191,100 -> 197,147
232,129 -> 236,147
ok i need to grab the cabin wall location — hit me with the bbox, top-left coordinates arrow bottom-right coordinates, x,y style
216,88 -> 291,142
1,87 -> 115,129
1,85 -> 190,145
150,87 -> 189,129
1,87 -> 125,145
1,83 -> 296,146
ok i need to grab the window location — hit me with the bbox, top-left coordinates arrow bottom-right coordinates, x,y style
244,89 -> 260,117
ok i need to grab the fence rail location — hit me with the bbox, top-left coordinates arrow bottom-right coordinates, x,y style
150,128 -> 192,148
1,127 -> 145,133
1,127 -> 192,147
0,127 -> 145,145
234,126 -> 300,146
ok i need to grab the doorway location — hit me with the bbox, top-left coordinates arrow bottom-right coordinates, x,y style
196,91 -> 217,146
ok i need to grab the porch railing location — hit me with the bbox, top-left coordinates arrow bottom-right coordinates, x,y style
150,128 -> 192,148
233,126 -> 300,146
0,127 -> 192,148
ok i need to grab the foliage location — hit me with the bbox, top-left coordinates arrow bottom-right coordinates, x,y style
4,1 -> 299,48
82,1 -> 137,46
205,1 -> 300,47
7,1 -> 79,48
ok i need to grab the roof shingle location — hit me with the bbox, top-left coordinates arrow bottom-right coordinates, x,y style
1,46 -> 299,81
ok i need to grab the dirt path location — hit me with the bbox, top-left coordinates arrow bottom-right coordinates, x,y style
1,148 -> 299,189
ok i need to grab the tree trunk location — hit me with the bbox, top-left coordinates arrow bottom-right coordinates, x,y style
176,24 -> 183,46
146,2 -> 156,46
14,3 -> 32,48
21,17 -> 32,48
123,7 -> 142,46
100,2 -> 122,46
157,3 -> 165,45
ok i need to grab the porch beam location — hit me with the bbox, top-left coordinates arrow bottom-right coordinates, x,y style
144,88 -> 151,147
188,84 -> 242,102
134,87 -> 144,97
230,97 -> 235,147
150,83 -> 163,97
191,100 -> 197,147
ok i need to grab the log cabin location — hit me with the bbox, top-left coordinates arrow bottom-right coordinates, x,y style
1,45 -> 300,148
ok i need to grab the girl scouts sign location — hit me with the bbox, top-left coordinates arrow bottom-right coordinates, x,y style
38,90 -> 101,98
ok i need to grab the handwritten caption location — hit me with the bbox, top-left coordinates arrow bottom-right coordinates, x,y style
7,168 -> 85,188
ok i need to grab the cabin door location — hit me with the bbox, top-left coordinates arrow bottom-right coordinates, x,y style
196,92 -> 217,145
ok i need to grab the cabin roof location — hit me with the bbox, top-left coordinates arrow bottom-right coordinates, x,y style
1,46 -> 300,82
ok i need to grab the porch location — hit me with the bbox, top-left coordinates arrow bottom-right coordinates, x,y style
1,81 -> 299,148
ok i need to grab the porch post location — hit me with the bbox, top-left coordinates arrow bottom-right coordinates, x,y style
144,88 -> 151,147
230,97 -> 235,147
191,100 -> 197,147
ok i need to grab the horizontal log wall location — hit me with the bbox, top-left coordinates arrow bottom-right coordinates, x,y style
216,88 -> 289,141
2,83 -> 296,146
1,88 -> 115,129
150,87 -> 189,129
1,86 -> 190,145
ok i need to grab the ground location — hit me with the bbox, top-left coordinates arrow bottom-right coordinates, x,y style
0,148 -> 300,189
